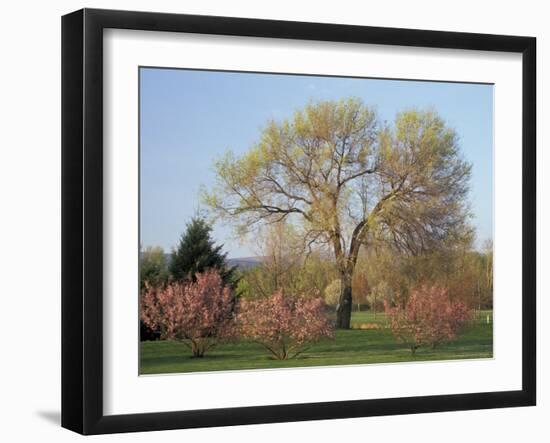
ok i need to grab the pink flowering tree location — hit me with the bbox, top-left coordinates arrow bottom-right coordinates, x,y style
385,285 -> 472,354
239,291 -> 333,360
140,269 -> 235,357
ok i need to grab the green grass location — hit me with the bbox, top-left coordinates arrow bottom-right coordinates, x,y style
140,310 -> 493,375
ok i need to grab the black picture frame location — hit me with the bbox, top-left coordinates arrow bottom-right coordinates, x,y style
62,8 -> 536,435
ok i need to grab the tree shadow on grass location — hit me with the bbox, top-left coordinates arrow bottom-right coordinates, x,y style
142,353 -> 223,364
141,351 -> 265,367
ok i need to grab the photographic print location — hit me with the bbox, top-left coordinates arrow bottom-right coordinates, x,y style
138,68 -> 494,375
62,10 -> 536,433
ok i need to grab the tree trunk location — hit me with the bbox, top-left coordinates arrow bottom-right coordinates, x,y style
191,340 -> 205,358
336,275 -> 353,329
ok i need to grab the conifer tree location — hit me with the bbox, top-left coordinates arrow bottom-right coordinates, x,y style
170,217 -> 236,286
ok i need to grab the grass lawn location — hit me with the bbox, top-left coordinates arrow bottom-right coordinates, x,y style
139,310 -> 493,375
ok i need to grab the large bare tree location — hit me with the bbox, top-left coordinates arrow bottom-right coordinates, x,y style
204,98 -> 472,328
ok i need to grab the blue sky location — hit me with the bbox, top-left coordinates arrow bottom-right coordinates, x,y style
140,68 -> 493,258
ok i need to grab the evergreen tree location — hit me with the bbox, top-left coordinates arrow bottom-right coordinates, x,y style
170,217 -> 236,286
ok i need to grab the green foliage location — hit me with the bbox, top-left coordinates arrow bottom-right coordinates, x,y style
140,246 -> 168,289
170,217 -> 236,286
324,279 -> 341,306
237,222 -> 338,299
366,281 -> 393,312
358,236 -> 494,311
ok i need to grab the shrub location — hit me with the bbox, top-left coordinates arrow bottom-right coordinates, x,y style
140,246 -> 168,289
140,270 -> 235,357
324,279 -> 341,307
384,284 -> 472,354
239,291 -> 333,360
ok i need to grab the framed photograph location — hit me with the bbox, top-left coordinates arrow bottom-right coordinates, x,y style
62,8 -> 536,435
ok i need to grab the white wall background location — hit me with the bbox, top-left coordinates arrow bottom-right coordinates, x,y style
0,0 -> 546,441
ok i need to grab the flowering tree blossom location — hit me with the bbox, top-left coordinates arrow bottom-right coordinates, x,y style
239,291 -> 333,360
385,285 -> 472,354
140,270 -> 235,357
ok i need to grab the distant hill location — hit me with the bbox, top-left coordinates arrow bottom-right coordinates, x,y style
227,256 -> 265,270
141,253 -> 265,271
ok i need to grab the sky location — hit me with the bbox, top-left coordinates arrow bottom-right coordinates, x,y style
140,68 -> 493,258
